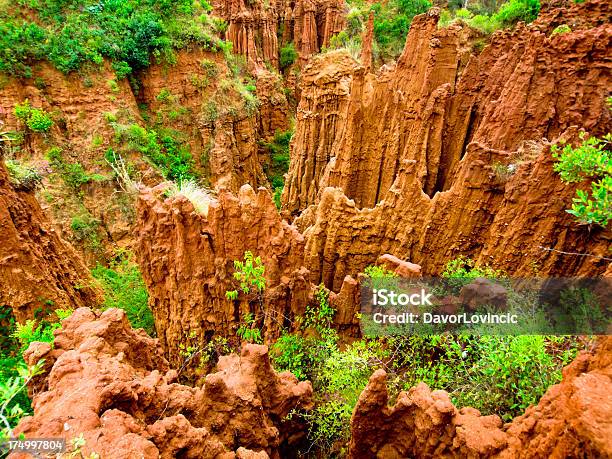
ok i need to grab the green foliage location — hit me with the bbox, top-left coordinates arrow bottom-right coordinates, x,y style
556,288 -> 609,334
0,0 -> 230,77
372,0 -> 432,59
46,147 -> 106,190
494,0 -> 540,26
441,256 -> 504,294
91,250 -> 155,336
13,100 -> 53,132
305,285 -> 335,335
552,133 -> 611,227
113,123 -> 196,182
439,0 -> 541,36
228,251 -> 266,296
391,335 -> 578,421
4,159 -> 42,191
70,213 -> 102,250
551,24 -> 571,35
262,129 -> 292,192
0,360 -> 45,441
236,312 -> 263,344
279,42 -> 297,69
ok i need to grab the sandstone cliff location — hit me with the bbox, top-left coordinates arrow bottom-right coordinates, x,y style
15,308 -> 313,459
281,3 -> 612,286
213,0 -> 346,69
348,336 -> 612,458
136,183 -> 312,367
0,160 -> 100,322
0,48 -> 291,262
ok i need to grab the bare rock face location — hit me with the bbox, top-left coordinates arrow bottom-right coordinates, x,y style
136,183 -> 312,366
15,308 -> 313,459
0,161 -> 100,321
348,336 -> 612,458
285,3 -> 612,285
213,0 -> 345,70
282,50 -> 359,215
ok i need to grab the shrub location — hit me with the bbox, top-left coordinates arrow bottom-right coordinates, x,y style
280,42 -> 297,69
441,255 -> 504,293
262,130 -> 292,190
13,100 -> 53,133
551,24 -> 571,36
92,251 -> 155,336
494,0 -> 540,26
0,1 -> 228,78
551,133 -> 611,227
4,159 -> 42,191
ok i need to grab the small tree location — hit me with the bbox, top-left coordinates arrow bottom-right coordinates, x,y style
552,133 -> 611,227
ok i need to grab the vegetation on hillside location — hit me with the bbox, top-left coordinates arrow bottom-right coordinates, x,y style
0,0 -> 229,78
326,0 -> 541,62
92,250 -> 155,336
552,132 -> 611,227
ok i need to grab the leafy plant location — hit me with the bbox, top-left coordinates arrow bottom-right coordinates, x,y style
13,100 -> 53,133
226,251 -> 266,297
552,133 -> 611,227
0,360 -> 45,441
280,42 -> 297,69
441,256 -> 504,294
91,250 -> 155,336
236,312 -> 263,344
4,159 -> 42,191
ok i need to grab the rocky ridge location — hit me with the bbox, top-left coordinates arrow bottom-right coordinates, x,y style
14,308 -> 313,459
280,2 -> 611,287
0,159 -> 100,321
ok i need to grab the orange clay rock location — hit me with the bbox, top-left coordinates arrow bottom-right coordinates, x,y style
287,3 -> 612,287
348,336 -> 612,458
213,0 -> 345,70
136,183 -> 312,366
0,161 -> 100,322
14,308 -> 313,459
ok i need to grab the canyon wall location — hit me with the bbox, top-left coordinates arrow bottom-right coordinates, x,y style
213,0 -> 346,69
282,2 -> 612,287
0,160 -> 100,322
0,48 -> 290,262
349,336 -> 612,458
15,308 -> 313,459
136,183 -> 312,366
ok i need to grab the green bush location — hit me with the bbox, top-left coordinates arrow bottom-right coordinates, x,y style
13,100 -> 53,133
494,0 -> 540,26
390,335 -> 578,421
4,159 -> 42,191
114,123 -> 196,182
92,251 -> 155,336
0,0 -> 230,78
262,130 -> 292,190
440,255 -> 504,294
279,42 -> 297,69
552,133 -> 611,227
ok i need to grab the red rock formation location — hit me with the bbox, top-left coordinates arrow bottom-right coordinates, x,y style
15,308 -> 313,459
136,183 -> 312,366
0,160 -> 100,322
282,3 -> 612,285
281,50 -> 359,214
348,336 -> 612,458
213,0 -> 346,70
